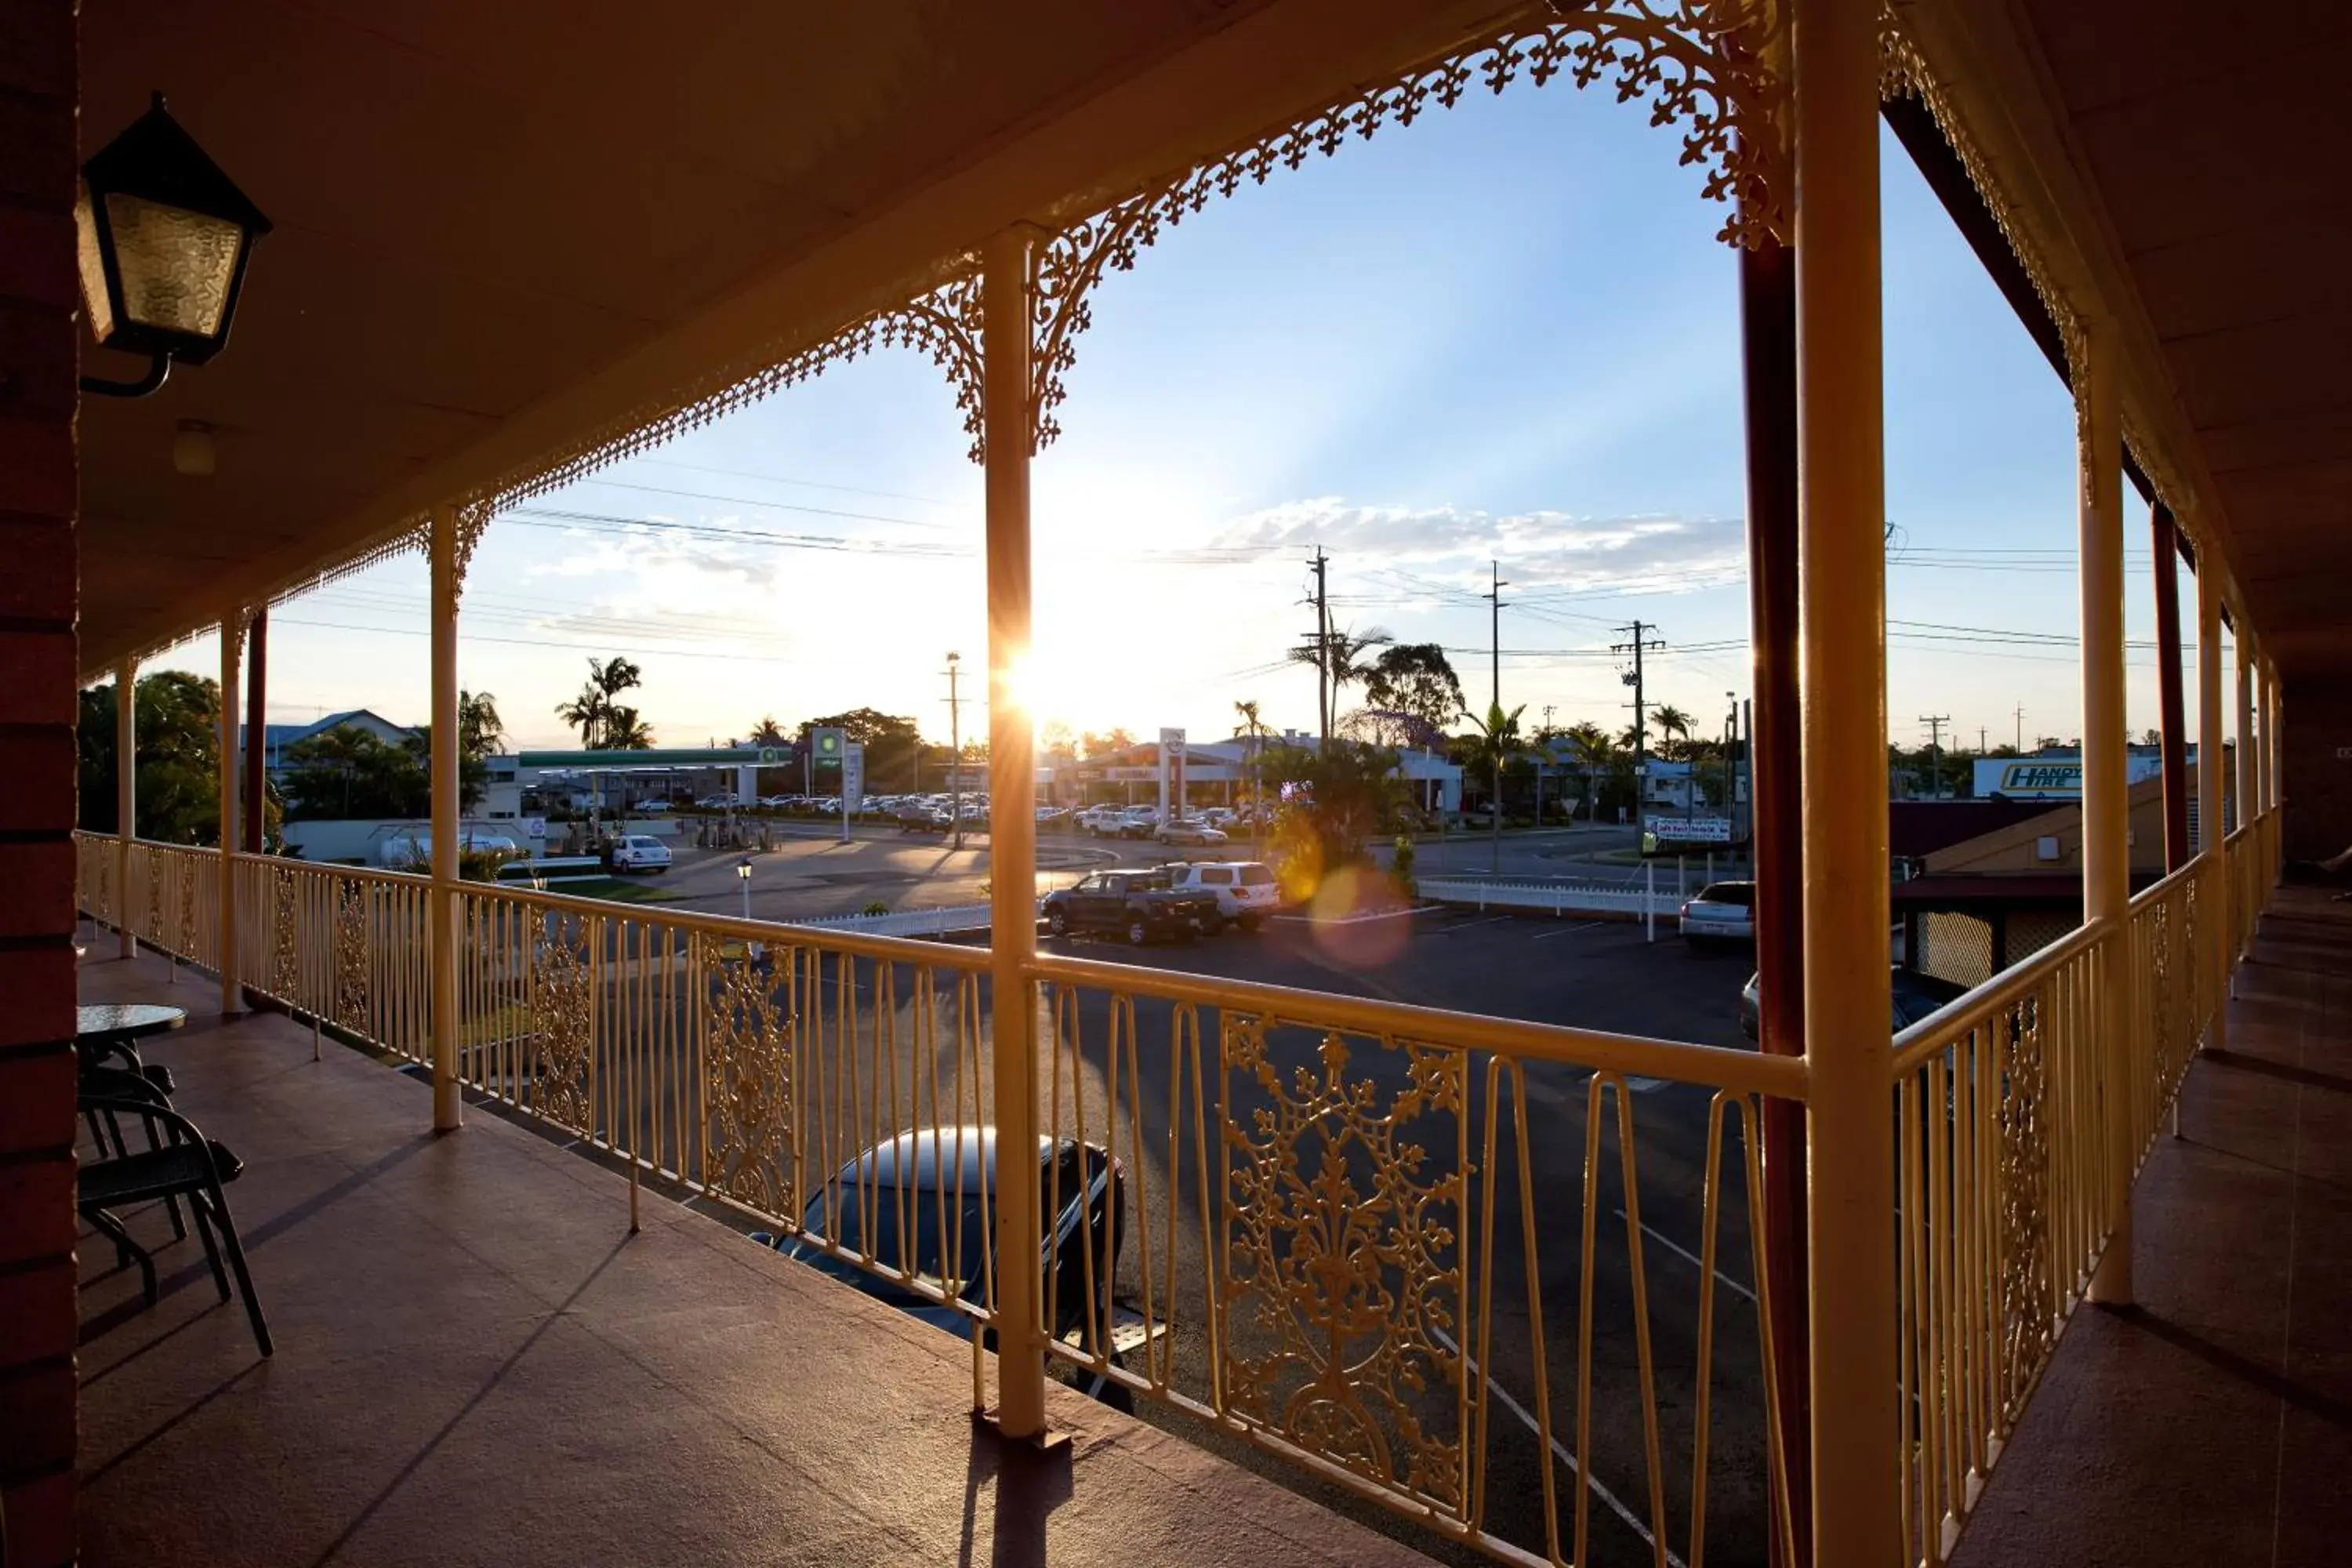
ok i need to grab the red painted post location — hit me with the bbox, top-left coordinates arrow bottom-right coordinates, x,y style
2151,506 -> 2190,870
1740,232 -> 1810,1568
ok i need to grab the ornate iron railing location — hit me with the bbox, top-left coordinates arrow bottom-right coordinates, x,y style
230,855 -> 435,1065
1022,949 -> 1802,1568
95,837 -> 222,976
67,821 -> 2288,1568
1889,917 -> 2112,1567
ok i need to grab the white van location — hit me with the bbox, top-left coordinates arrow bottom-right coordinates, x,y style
1161,861 -> 1279,930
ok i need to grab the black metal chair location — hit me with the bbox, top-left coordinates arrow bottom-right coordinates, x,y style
78,1084 -> 272,1356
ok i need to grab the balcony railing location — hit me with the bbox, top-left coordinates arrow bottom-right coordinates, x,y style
72,812 -> 2281,1567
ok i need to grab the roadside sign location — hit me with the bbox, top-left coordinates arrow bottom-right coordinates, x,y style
843,742 -> 865,813
1644,815 -> 1734,854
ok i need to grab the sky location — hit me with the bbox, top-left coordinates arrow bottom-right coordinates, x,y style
145,79 -> 2231,757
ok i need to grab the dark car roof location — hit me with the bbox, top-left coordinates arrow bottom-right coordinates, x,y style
826,1126 -> 1065,1192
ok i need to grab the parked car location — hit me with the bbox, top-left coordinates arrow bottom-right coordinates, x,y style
1155,817 -> 1229,847
1161,861 -> 1279,930
1076,806 -> 1125,837
1739,966 -> 1969,1040
750,1127 -> 1146,1407
608,834 -> 672,873
695,794 -> 739,809
1679,880 -> 1756,945
897,804 -> 950,833
1042,869 -> 1221,944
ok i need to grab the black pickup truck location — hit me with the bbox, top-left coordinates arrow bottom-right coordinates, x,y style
1041,869 -> 1222,945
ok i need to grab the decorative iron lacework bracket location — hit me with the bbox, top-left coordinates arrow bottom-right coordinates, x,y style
1021,1 -> 1790,463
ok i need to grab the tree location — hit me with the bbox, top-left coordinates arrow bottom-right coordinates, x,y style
1258,739 -> 1406,876
1232,699 -> 1270,829
77,672 -> 223,844
747,715 -> 789,746
1289,624 -> 1392,744
1039,720 -> 1076,759
554,655 -> 644,749
408,689 -> 506,808
604,706 -> 655,750
1080,728 -> 1136,759
1458,700 -> 1527,875
1650,704 -> 1694,761
282,725 -> 429,820
1562,720 -> 1617,822
1362,644 -> 1464,739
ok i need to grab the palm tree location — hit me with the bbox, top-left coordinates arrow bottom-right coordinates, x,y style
747,715 -> 789,746
604,706 -> 655,750
459,691 -> 504,758
1289,625 -> 1391,746
1233,698 -> 1269,839
1563,720 -> 1613,823
554,655 -> 645,749
1650,704 -> 1694,761
1458,699 -> 1526,876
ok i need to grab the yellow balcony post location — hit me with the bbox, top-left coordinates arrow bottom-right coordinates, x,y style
2079,320 -> 2132,1306
216,613 -> 242,1016
1791,0 -> 1898,1557
429,503 -> 463,1133
982,224 -> 1047,1439
2198,564 -> 2228,1047
115,656 -> 136,960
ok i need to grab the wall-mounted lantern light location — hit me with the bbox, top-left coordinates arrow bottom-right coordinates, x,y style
76,93 -> 272,398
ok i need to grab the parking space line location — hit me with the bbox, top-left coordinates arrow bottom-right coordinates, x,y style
1531,920 -> 1606,940
1428,915 -> 1515,936
1429,1323 -> 1685,1568
1613,1207 -> 1755,1303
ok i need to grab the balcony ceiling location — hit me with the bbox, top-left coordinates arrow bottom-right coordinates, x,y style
78,0 -> 1524,671
2020,0 -> 2352,682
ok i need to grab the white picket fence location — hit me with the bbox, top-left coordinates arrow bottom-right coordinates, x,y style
1417,877 -> 1684,919
789,902 -> 1002,938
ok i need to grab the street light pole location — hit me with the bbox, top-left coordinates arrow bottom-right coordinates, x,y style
737,856 -> 752,923
946,652 -> 964,850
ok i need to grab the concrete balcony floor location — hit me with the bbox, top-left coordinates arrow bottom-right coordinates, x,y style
1951,885 -> 2352,1567
74,946 -> 1435,1568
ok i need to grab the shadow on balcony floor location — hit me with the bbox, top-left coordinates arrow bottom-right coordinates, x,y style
1951,886 -> 2352,1568
74,947 -> 1435,1568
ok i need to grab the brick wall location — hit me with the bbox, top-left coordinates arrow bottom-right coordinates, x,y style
2281,675 -> 2352,865
0,2 -> 82,1563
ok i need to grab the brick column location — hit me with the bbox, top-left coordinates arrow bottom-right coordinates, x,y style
0,3 -> 84,1563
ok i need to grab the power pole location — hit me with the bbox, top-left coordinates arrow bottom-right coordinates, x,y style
1918,713 -> 1951,799
1978,724 -> 1987,755
1485,559 -> 1509,713
1307,547 -> 1330,753
944,652 -> 964,850
1613,621 -> 1666,826
2014,703 -> 2027,753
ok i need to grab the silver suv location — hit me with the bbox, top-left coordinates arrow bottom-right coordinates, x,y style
1160,861 -> 1279,931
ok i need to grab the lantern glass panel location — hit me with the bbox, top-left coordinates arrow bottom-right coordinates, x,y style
105,192 -> 243,338
73,193 -> 114,343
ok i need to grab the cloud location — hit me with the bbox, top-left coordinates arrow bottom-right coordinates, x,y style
1215,497 -> 1745,595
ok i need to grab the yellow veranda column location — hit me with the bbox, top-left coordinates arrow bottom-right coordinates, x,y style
981,226 -> 1047,1439
217,615 -> 241,1014
430,503 -> 463,1132
2078,321 -> 2133,1307
1791,0 -> 1898,1558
